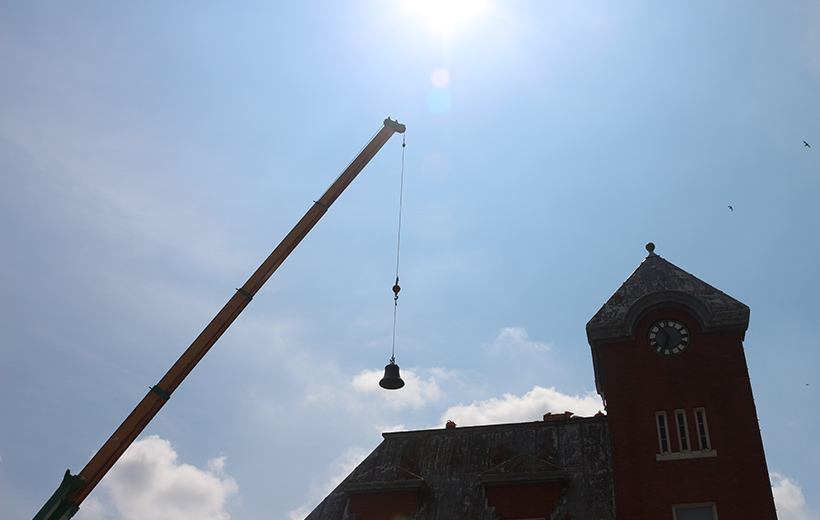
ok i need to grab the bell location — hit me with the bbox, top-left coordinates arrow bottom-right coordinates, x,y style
379,360 -> 405,390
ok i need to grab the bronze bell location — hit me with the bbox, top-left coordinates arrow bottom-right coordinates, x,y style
379,360 -> 405,390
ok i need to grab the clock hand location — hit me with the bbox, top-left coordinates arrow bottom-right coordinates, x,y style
657,329 -> 669,348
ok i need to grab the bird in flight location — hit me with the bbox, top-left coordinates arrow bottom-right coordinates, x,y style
805,141 -> 811,148
728,206 -> 733,211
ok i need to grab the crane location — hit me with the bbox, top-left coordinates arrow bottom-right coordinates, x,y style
33,117 -> 407,520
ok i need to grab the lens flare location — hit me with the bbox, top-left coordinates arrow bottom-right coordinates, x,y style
431,68 -> 450,88
426,88 -> 451,113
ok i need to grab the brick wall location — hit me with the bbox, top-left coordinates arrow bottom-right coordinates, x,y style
600,306 -> 776,519
485,482 -> 562,520
347,490 -> 418,520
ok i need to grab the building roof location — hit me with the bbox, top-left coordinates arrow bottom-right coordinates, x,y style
305,416 -> 615,520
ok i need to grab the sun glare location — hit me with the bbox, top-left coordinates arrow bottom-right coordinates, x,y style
406,0 -> 490,36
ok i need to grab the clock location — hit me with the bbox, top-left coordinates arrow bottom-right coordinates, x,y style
647,319 -> 691,355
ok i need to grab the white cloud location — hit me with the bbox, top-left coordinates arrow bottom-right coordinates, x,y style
772,472 -> 820,520
490,327 -> 551,352
286,446 -> 369,520
76,435 -> 237,520
440,385 -> 604,427
286,505 -> 312,520
351,366 -> 447,409
375,423 -> 407,433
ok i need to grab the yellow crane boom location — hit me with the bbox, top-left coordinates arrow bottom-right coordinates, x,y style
34,117 -> 406,520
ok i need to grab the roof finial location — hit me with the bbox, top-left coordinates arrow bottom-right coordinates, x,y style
646,242 -> 657,256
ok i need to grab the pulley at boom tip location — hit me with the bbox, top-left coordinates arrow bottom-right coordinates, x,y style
384,117 -> 406,134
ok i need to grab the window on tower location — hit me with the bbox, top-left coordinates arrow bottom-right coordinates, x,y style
655,411 -> 670,454
673,503 -> 717,519
675,409 -> 690,452
655,408 -> 717,461
694,407 -> 711,450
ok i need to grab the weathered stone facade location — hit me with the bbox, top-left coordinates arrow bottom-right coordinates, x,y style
306,416 -> 615,520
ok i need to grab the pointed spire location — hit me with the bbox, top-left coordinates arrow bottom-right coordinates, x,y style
586,243 -> 749,347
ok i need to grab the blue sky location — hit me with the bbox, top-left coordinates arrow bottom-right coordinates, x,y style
2,2 -> 819,519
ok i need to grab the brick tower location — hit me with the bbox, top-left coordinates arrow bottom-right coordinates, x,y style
586,243 -> 777,519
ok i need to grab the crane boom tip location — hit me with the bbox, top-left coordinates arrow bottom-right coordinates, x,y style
384,117 -> 406,134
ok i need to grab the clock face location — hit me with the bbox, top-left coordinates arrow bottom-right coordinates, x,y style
647,319 -> 691,355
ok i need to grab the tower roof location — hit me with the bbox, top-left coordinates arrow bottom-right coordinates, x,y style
586,243 -> 749,348
585,244 -> 750,400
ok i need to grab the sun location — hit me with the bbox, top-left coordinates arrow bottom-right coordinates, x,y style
405,0 -> 490,37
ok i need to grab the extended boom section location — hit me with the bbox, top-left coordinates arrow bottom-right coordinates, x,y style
34,118 -> 406,520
